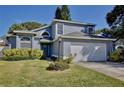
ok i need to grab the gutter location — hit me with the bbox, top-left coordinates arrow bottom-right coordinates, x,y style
60,36 -> 116,41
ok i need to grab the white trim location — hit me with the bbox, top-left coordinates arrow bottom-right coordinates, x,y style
63,24 -> 64,34
115,45 -> 124,49
104,43 -> 107,61
52,55 -> 58,57
40,31 -> 50,37
31,25 -> 50,32
57,23 -> 64,35
61,36 -> 116,41
55,23 -> 58,36
20,36 -> 31,41
13,31 -> 36,35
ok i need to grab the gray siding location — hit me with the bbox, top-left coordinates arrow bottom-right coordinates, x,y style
52,40 -> 63,58
52,22 -> 95,39
51,23 -> 56,39
33,38 -> 41,49
20,42 -> 31,48
8,36 -> 16,48
52,41 -> 58,57
63,23 -> 83,34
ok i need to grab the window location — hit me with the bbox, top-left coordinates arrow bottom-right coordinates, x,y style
21,37 -> 30,41
41,32 -> 50,38
20,37 -> 31,48
57,23 -> 63,34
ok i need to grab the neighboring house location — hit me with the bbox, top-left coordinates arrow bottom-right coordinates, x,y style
6,19 -> 116,62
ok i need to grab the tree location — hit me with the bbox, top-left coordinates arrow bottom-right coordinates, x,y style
96,28 -> 114,38
61,5 -> 71,20
54,7 -> 62,19
106,6 -> 124,39
101,28 -> 115,38
21,22 -> 42,30
54,5 -> 71,21
9,24 -> 26,33
106,6 -> 124,27
9,22 -> 43,32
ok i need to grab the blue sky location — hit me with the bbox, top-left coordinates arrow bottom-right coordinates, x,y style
0,5 -> 114,36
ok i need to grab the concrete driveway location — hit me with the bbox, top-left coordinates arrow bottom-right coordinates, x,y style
77,62 -> 124,81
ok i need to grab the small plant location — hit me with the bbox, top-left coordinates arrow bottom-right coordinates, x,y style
63,54 -> 74,64
46,61 -> 69,71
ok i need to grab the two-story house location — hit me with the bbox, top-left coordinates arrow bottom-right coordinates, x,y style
6,19 -> 116,62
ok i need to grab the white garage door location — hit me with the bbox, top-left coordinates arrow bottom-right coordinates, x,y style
71,43 -> 107,62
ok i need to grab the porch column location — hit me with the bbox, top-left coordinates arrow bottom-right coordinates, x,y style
31,36 -> 34,49
16,35 -> 20,48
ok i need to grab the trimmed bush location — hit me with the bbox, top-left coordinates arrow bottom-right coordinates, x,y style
2,56 -> 36,61
2,48 -> 43,61
109,49 -> 124,62
46,62 -> 69,71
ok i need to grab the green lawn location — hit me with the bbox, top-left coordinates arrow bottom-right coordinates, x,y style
0,60 -> 124,87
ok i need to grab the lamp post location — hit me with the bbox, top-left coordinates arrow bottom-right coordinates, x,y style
58,37 -> 62,61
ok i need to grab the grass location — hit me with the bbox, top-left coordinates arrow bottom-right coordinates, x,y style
0,60 -> 124,87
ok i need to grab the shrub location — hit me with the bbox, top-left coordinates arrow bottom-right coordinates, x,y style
29,49 -> 43,59
51,56 -> 57,61
109,49 -> 124,62
63,54 -> 73,64
46,62 -> 69,71
40,51 -> 47,60
2,56 -> 36,61
2,48 -> 43,61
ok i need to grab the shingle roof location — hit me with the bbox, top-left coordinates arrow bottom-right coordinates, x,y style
61,32 -> 116,41
63,32 -> 91,38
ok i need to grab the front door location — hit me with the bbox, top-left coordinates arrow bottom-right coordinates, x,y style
41,44 -> 50,57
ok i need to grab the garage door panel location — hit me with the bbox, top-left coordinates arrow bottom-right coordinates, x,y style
71,43 -> 106,62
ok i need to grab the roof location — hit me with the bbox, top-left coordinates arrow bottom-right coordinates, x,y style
61,32 -> 116,41
13,30 -> 36,35
30,19 -> 96,32
40,39 -> 52,43
31,25 -> 50,32
6,34 -> 16,37
63,32 -> 89,37
53,19 -> 96,26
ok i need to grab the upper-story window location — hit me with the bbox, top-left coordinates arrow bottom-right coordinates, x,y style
21,37 -> 30,41
41,31 -> 50,38
57,23 -> 63,34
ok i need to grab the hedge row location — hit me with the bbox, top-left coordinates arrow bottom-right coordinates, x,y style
2,56 -> 36,61
2,48 -> 43,60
